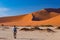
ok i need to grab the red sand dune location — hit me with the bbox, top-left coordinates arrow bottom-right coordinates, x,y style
0,8 -> 60,27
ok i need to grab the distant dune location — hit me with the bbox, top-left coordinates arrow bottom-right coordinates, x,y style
0,8 -> 60,27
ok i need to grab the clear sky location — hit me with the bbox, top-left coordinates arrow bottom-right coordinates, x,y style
0,0 -> 60,17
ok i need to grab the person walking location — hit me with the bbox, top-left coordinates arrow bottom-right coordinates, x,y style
13,25 -> 17,39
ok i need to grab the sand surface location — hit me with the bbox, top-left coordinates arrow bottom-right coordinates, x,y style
0,27 -> 60,40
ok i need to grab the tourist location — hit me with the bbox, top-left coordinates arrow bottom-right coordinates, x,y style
13,25 -> 17,39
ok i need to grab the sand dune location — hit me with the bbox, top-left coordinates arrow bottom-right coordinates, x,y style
0,8 -> 60,26
32,9 -> 59,21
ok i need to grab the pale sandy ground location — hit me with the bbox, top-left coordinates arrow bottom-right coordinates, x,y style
0,27 -> 60,40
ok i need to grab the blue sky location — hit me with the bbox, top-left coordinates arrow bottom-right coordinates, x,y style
0,0 -> 60,17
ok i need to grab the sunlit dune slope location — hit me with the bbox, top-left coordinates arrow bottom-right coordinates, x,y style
0,14 -> 27,23
0,14 -> 32,26
0,14 -> 60,27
